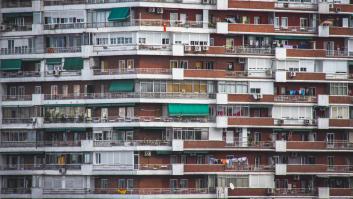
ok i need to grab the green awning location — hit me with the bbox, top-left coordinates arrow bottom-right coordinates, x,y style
63,57 -> 83,70
45,128 -> 86,132
168,104 -> 209,116
108,7 -> 130,21
44,104 -> 84,107
0,59 -> 22,71
46,58 -> 62,65
109,80 -> 134,92
273,36 -> 313,40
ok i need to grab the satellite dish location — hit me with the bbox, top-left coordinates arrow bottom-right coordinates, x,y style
229,183 -> 235,190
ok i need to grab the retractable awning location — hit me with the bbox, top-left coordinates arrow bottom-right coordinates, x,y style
108,7 -> 130,21
63,57 -> 83,70
46,58 -> 62,65
109,80 -> 134,92
0,59 -> 22,71
168,104 -> 209,116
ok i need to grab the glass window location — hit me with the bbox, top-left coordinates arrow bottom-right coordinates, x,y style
330,83 -> 348,95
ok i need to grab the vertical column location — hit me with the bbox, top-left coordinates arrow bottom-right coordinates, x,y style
202,9 -> 209,29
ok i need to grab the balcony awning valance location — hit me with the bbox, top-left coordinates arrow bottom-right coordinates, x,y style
273,36 -> 313,40
109,80 -> 134,92
46,58 -> 62,65
63,57 -> 83,70
0,59 -> 22,71
108,7 -> 130,21
168,104 -> 209,116
45,128 -> 87,132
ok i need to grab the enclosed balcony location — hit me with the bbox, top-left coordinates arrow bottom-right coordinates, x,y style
184,164 -> 274,173
1,0 -> 32,8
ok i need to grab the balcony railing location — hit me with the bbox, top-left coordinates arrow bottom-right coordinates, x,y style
0,164 -> 82,170
44,116 -> 214,124
2,95 -> 32,101
275,26 -> 317,33
1,0 -> 32,8
287,141 -> 353,150
184,164 -> 274,172
46,46 -> 82,53
93,68 -> 171,75
0,188 -> 31,194
274,95 -> 317,103
274,2 -> 318,10
1,24 -> 32,32
225,141 -> 274,149
225,46 -> 275,55
44,0 -> 215,6
0,47 -> 41,55
2,118 -> 34,124
94,140 -> 171,147
287,164 -> 353,173
0,140 -> 82,148
274,118 -> 316,126
93,44 -> 172,52
93,187 -> 214,195
0,71 -> 41,78
43,20 -> 207,30
326,49 -> 353,57
92,164 -> 171,171
44,92 -> 214,100
273,188 -> 317,196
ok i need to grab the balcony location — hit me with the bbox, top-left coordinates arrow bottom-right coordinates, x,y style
330,188 -> 353,197
43,20 -> 208,30
43,0 -> 216,6
228,0 -> 274,9
184,164 -> 274,173
200,46 -> 274,56
2,118 -> 33,124
92,164 -> 171,172
274,2 -> 318,10
2,95 -> 32,101
228,23 -> 274,34
326,49 -> 353,58
286,141 -> 353,151
274,118 -> 316,127
0,71 -> 41,78
332,4 -> 353,13
0,48 -> 42,55
228,117 -> 274,126
44,92 -> 214,101
44,116 -> 214,124
273,188 -> 317,196
329,96 -> 353,104
94,140 -> 171,147
274,95 -> 317,103
329,26 -> 353,36
92,44 -> 172,54
0,164 -> 81,171
228,94 -> 274,103
0,188 -> 31,194
46,47 -> 82,53
1,24 -> 32,32
93,68 -> 171,76
1,0 -> 32,8
286,164 -> 353,173
93,187 -> 214,195
183,140 -> 274,150
227,188 -> 268,197
183,69 -> 271,79
286,48 -> 327,58
329,119 -> 353,128
275,26 -> 317,34
0,140 -> 82,148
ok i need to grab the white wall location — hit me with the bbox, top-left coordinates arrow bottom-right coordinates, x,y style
249,81 -> 274,95
272,106 -> 313,119
322,60 -> 348,74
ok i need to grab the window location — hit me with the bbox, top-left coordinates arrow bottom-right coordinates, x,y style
250,88 -> 261,94
139,38 -> 146,44
281,17 -> 288,28
118,60 -> 126,69
96,38 -> 108,45
118,179 -> 126,189
331,106 -> 349,119
330,83 -> 348,95
218,81 -> 248,94
180,60 -> 188,69
95,153 -> 101,164
217,105 -> 249,117
100,179 -> 108,189
127,59 -> 134,69
162,38 -> 170,45
62,85 -> 68,97
254,16 -> 260,25
170,60 -> 178,68
180,179 -> 188,189
170,179 -> 178,190
204,62 -> 214,70
34,86 -> 42,94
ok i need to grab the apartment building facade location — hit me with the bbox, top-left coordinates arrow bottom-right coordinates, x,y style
0,0 -> 353,198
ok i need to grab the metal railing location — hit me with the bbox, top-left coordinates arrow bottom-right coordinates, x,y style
225,141 -> 274,149
0,188 -> 31,194
274,2 -> 318,10
44,116 -> 215,124
0,140 -> 82,147
0,164 -> 82,170
287,164 -> 353,173
93,187 -> 214,195
94,140 -> 171,147
275,26 -> 317,33
225,46 -> 275,55
1,24 -> 32,32
44,0 -> 215,6
2,0 -> 32,8
2,118 -> 34,124
326,50 -> 352,57
186,164 -> 274,172
274,95 -> 317,103
43,20 -> 207,30
92,44 -> 171,52
2,95 -> 32,101
44,92 -> 214,100
274,118 -> 316,126
287,141 -> 353,150
46,46 -> 82,53
273,188 -> 317,196
93,68 -> 171,75
0,71 -> 41,78
0,47 -> 41,55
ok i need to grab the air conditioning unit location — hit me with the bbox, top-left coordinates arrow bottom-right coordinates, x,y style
335,7 -> 341,12
202,46 -> 209,51
0,25 -> 6,31
156,8 -> 164,14
59,167 -> 66,175
53,69 -> 60,76
304,119 -> 310,126
148,7 -> 156,13
184,45 -> 192,52
289,71 -> 296,78
194,46 -> 202,52
294,175 -> 300,181
277,119 -> 284,125
202,0 -> 210,4
239,58 -> 246,64
144,151 -> 151,157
